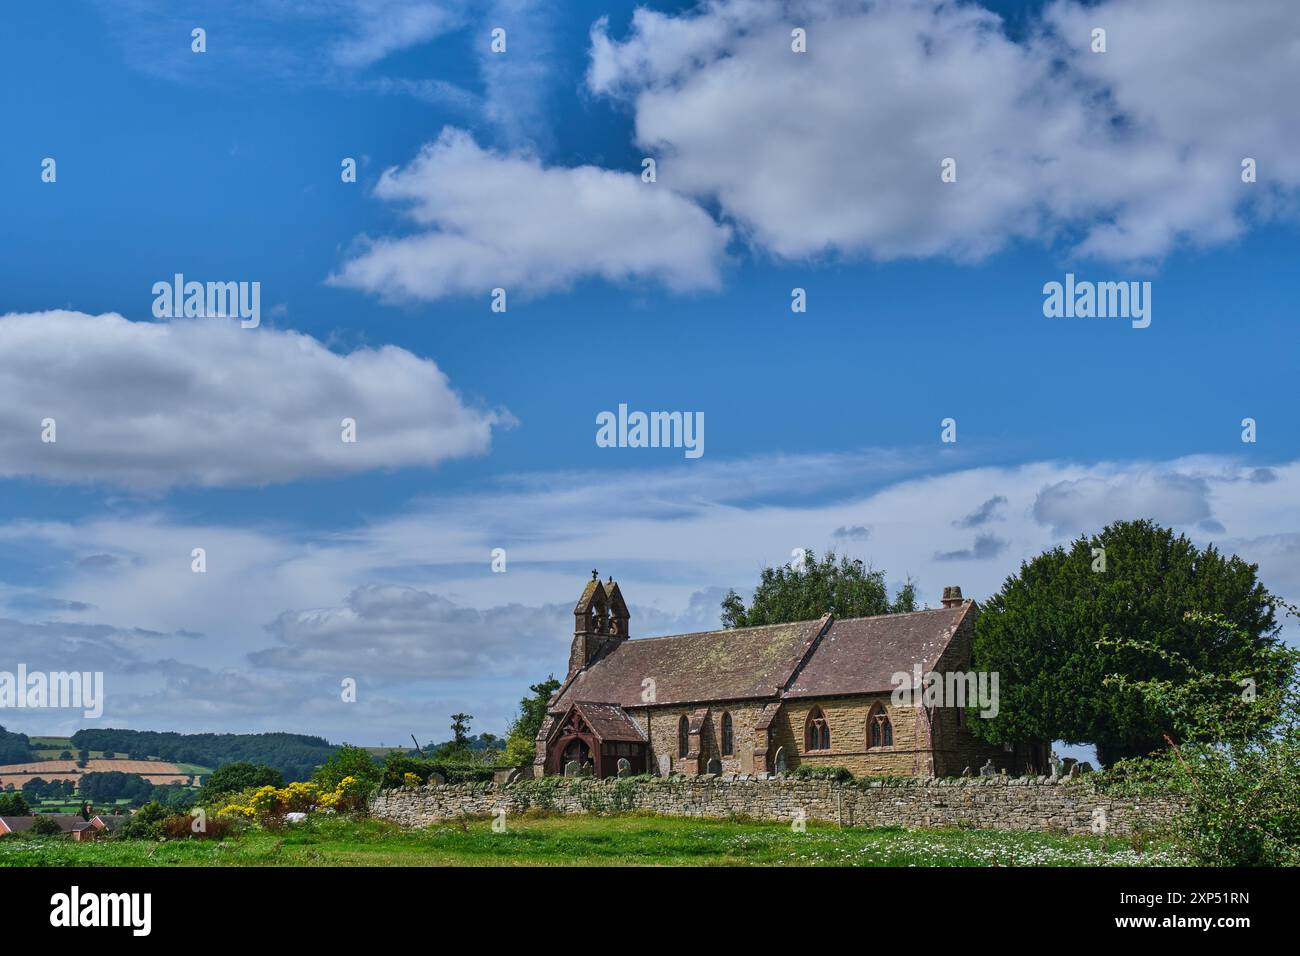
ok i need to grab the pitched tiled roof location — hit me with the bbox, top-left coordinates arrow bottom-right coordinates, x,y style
783,604 -> 972,698
0,814 -> 95,833
554,617 -> 829,711
555,603 -> 972,711
568,702 -> 647,742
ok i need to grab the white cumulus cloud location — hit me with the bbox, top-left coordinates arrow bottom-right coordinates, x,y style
588,0 -> 1300,264
0,311 -> 507,488
329,128 -> 733,301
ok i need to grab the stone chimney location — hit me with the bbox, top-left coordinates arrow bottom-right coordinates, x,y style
941,585 -> 964,608
568,571 -> 630,677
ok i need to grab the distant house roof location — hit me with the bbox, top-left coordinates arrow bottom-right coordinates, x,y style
92,814 -> 129,832
553,604 -> 972,712
0,814 -> 96,835
554,617 -> 828,710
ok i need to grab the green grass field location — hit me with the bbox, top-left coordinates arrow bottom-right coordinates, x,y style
0,813 -> 1188,867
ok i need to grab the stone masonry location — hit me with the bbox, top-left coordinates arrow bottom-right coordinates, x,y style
370,774 -> 1181,838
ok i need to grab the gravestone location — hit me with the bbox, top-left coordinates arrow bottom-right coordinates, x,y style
961,766 -> 972,777
706,758 -> 722,775
581,760 -> 594,777
564,760 -> 581,777
616,757 -> 631,777
773,746 -> 787,773
428,771 -> 445,785
657,754 -> 671,776
505,769 -> 521,785
978,758 -> 996,777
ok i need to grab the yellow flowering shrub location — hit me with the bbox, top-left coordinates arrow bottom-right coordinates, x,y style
216,775 -> 368,823
320,775 -> 368,812
281,781 -> 320,812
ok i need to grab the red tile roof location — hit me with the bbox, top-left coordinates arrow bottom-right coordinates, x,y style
784,604 -> 972,698
0,814 -> 96,834
567,702 -> 647,742
554,617 -> 829,710
554,604 -> 971,711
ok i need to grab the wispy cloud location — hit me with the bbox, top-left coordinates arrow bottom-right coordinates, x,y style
955,496 -> 1007,528
3,451 -> 1297,737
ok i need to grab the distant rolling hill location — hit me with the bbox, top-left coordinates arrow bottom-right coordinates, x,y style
0,757 -> 205,789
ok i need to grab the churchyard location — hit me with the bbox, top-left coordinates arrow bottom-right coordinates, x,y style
0,813 -> 1187,867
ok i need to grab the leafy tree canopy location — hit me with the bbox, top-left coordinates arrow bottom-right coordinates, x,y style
971,519 -> 1283,765
312,744 -> 381,792
1098,605 -> 1300,865
0,791 -> 30,815
0,726 -> 33,765
427,714 -> 483,762
721,549 -> 917,628
30,815 -> 63,836
504,675 -> 561,766
70,729 -> 335,781
200,761 -> 283,800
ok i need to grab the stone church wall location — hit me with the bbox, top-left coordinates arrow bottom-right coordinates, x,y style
370,775 -> 1181,837
635,701 -> 770,775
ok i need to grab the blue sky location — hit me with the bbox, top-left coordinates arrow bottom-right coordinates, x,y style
0,0 -> 1297,755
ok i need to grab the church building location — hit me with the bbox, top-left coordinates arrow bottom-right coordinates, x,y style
535,574 -> 1022,780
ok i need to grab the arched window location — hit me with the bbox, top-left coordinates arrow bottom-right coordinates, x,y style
868,703 -> 893,749
721,712 -> 734,756
678,715 -> 690,758
804,706 -> 830,752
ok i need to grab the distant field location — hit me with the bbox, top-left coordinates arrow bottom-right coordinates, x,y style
2,759 -> 185,774
0,814 -> 1189,867
0,755 -> 209,791
23,739 -> 214,770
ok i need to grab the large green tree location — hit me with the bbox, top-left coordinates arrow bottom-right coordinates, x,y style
504,675 -> 562,766
312,743 -> 382,792
721,549 -> 917,628
972,519 -> 1283,765
0,791 -> 30,815
0,726 -> 32,764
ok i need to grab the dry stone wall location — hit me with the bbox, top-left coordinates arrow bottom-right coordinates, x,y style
370,774 -> 1181,837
